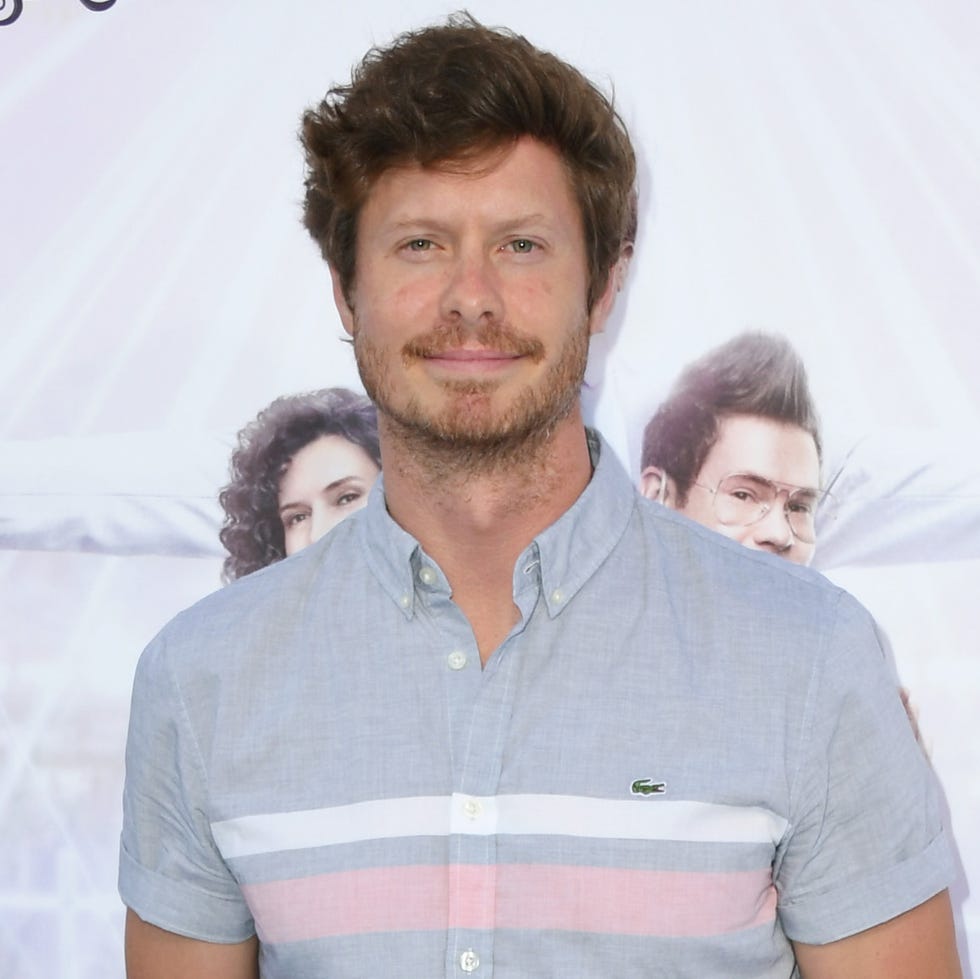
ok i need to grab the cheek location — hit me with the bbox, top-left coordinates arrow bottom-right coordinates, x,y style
796,541 -> 817,566
677,495 -> 720,533
379,264 -> 445,316
716,523 -> 754,547
361,287 -> 436,348
282,522 -> 308,557
391,282 -> 432,316
678,496 -> 753,546
522,279 -> 584,331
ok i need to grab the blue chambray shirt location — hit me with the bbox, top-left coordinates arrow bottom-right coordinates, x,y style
120,431 -> 953,977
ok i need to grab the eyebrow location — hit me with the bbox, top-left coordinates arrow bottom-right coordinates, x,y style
728,472 -> 821,495
383,213 -> 552,236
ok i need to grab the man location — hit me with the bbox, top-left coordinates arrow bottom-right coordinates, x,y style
120,16 -> 959,977
638,332 -> 822,566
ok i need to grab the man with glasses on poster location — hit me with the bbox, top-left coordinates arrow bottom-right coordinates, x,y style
640,331 -> 826,567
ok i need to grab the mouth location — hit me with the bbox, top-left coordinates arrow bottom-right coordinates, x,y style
422,347 -> 526,373
404,326 -> 545,375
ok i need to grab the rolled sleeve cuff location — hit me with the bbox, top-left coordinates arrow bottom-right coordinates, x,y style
779,830 -> 956,945
118,841 -> 255,944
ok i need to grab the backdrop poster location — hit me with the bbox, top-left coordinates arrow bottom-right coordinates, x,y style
2,2 -> 978,975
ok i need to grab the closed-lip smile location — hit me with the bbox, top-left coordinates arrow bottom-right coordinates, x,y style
424,347 -> 524,373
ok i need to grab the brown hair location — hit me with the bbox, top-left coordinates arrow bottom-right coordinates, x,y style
641,332 -> 822,506
301,12 -> 636,310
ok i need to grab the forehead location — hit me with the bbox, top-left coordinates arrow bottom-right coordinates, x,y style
279,434 -> 377,495
358,137 -> 581,233
699,414 -> 820,488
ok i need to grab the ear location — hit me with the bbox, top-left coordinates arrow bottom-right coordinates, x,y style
330,267 -> 356,337
613,243 -> 633,294
588,246 -> 634,337
586,262 -> 623,337
639,466 -> 677,507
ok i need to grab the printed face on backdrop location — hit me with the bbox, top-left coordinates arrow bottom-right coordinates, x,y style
277,434 -> 381,555
330,137 -> 614,451
641,414 -> 821,566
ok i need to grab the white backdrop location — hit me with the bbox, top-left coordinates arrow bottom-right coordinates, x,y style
2,1 -> 979,975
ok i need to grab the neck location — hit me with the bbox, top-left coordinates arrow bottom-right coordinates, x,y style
379,410 -> 594,663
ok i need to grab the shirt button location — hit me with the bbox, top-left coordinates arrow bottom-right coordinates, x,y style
447,651 -> 467,670
550,588 -> 564,604
462,797 -> 483,820
459,949 -> 480,972
419,566 -> 437,586
399,594 -> 411,608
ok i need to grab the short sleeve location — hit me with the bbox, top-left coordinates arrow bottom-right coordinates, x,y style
775,592 -> 955,943
118,631 -> 255,942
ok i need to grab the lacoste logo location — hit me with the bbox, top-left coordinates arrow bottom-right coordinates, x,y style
630,778 -> 666,796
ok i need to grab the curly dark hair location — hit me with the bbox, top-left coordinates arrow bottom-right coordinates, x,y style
641,332 -> 821,507
219,388 -> 380,582
300,12 -> 636,311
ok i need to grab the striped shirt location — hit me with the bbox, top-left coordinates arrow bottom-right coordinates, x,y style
119,433 -> 952,977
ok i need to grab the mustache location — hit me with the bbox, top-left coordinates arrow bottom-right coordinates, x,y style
402,321 -> 545,362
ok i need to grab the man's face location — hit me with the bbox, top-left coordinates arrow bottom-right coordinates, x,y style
331,137 -> 611,453
669,414 -> 821,565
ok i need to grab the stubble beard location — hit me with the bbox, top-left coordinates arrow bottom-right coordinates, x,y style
353,317 -> 591,474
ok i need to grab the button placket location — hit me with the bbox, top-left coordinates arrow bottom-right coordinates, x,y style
442,594 -> 512,979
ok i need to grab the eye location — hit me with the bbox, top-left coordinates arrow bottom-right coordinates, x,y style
506,238 -> 537,254
283,512 -> 308,528
336,490 -> 363,507
405,238 -> 433,252
728,489 -> 758,503
788,500 -> 814,515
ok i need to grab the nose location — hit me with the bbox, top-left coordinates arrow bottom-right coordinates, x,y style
309,504 -> 339,547
439,248 -> 504,327
750,503 -> 795,556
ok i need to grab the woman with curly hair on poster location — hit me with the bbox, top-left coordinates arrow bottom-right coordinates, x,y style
219,388 -> 380,581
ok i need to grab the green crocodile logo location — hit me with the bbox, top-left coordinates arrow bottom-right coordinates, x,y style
631,778 -> 667,796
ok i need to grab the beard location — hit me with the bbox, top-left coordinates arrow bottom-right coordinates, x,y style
353,316 -> 590,462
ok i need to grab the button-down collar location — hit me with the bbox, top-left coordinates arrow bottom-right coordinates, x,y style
359,430 -> 636,619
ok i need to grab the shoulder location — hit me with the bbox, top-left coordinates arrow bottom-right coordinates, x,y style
632,492 -> 849,603
145,514 -> 366,678
621,494 -> 882,682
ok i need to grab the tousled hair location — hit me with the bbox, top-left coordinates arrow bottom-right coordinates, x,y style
219,388 -> 380,582
641,332 -> 821,506
300,12 -> 636,310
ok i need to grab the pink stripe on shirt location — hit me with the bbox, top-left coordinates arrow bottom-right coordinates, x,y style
242,863 -> 776,944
